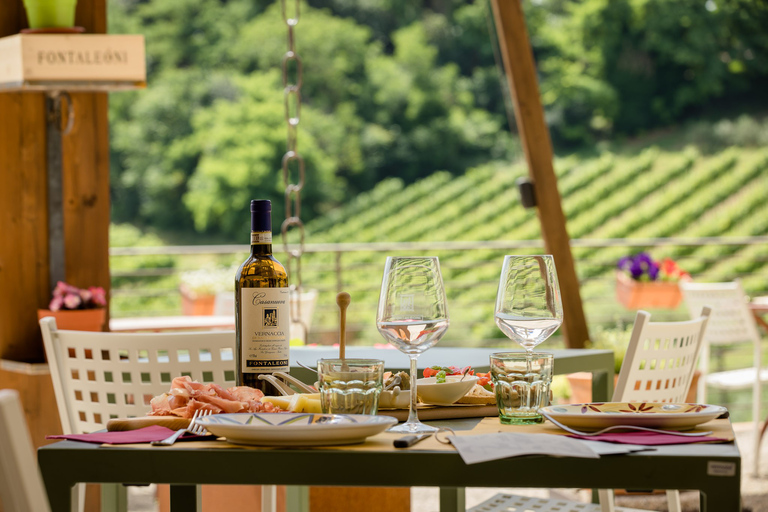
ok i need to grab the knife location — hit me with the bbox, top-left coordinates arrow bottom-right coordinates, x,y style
394,433 -> 432,448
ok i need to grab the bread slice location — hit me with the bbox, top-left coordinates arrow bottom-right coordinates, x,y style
455,384 -> 496,405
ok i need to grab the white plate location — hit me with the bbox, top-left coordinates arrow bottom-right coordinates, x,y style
539,402 -> 727,431
198,412 -> 398,446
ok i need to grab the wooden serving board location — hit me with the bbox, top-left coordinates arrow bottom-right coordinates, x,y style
107,416 -> 190,432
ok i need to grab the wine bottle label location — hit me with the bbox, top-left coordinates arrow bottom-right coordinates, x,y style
240,287 -> 290,373
250,232 -> 272,244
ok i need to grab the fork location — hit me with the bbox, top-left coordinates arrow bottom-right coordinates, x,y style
540,411 -> 713,437
152,409 -> 212,446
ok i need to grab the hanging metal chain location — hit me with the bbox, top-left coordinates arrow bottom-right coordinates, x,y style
279,0 -> 307,342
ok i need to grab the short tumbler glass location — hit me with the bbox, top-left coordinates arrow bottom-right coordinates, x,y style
490,352 -> 554,425
317,359 -> 385,415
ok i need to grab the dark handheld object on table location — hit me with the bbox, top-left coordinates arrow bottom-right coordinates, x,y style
394,433 -> 432,448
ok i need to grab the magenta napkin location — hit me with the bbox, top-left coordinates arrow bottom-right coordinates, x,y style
46,425 -> 209,445
566,431 -> 728,445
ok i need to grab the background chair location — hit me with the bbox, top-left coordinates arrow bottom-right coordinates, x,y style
0,389 -> 52,512
469,307 -> 710,512
39,316 -> 277,512
679,279 -> 764,476
598,306 -> 711,512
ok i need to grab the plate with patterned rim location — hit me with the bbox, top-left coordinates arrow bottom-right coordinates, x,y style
197,412 -> 397,446
538,403 -> 728,431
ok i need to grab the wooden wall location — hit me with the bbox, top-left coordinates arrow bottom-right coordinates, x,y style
0,0 -> 110,364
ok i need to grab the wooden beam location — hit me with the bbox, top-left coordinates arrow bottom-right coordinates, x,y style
489,0 -> 590,348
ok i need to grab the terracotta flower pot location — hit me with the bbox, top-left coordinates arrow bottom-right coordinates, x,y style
23,0 -> 78,29
180,285 -> 216,316
615,271 -> 683,309
37,308 -> 106,331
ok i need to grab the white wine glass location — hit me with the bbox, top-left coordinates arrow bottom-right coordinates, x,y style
376,256 -> 449,433
495,255 -> 563,356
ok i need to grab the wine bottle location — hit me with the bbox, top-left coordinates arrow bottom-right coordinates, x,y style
235,199 -> 290,395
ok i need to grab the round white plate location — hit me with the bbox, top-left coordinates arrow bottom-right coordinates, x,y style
198,412 -> 397,446
539,402 -> 727,431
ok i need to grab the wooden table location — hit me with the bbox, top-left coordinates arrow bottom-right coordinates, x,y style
37,347 -> 615,512
38,417 -> 742,512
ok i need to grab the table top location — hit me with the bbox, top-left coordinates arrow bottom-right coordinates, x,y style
38,416 -> 741,504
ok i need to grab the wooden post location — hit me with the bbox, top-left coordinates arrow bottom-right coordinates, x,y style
490,0 -> 590,348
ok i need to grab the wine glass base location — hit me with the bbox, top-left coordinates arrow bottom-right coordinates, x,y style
387,421 -> 439,434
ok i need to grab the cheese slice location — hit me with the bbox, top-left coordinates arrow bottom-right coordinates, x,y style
262,394 -> 322,413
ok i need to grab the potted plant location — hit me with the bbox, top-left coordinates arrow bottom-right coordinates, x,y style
37,281 -> 107,331
179,267 -> 234,316
616,252 -> 690,309
23,0 -> 78,30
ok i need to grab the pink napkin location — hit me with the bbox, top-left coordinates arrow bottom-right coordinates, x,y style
566,431 -> 728,445
46,425 -> 209,445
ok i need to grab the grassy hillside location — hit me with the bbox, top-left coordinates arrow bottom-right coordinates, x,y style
299,144 -> 768,345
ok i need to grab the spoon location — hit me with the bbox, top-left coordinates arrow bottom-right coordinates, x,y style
337,292 -> 350,371
459,367 -> 472,382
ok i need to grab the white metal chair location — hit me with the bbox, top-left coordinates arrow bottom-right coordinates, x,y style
39,316 -> 277,512
679,280 -> 763,476
0,389 -> 52,512
598,306 -> 711,512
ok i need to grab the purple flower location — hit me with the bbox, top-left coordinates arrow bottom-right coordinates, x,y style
619,252 -> 664,281
629,260 -> 644,279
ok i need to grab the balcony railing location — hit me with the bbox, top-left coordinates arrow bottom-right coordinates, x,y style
109,235 -> 768,347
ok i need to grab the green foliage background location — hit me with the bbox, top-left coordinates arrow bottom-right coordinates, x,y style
107,0 -> 768,240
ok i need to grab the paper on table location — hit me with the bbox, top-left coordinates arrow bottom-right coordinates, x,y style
577,440 -> 656,456
447,432 -> 600,465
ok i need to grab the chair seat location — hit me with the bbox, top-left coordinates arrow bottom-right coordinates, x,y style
705,367 -> 768,390
468,493 -> 650,512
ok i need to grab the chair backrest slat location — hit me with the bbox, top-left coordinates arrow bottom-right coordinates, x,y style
40,317 -> 236,434
0,389 -> 52,512
614,307 -> 711,403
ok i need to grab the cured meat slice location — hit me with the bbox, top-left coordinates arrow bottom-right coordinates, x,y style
147,377 -> 279,417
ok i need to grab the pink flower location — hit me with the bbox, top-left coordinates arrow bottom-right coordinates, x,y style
79,289 -> 93,303
49,295 -> 64,312
53,281 -> 69,298
89,287 -> 107,307
63,293 -> 82,309
47,281 -> 106,310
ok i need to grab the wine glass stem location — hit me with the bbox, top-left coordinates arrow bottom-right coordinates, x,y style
407,355 -> 419,425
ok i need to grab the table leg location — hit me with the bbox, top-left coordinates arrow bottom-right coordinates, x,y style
42,479 -> 73,512
170,484 -> 201,512
439,487 -> 465,512
700,483 -> 741,511
592,370 -> 613,402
